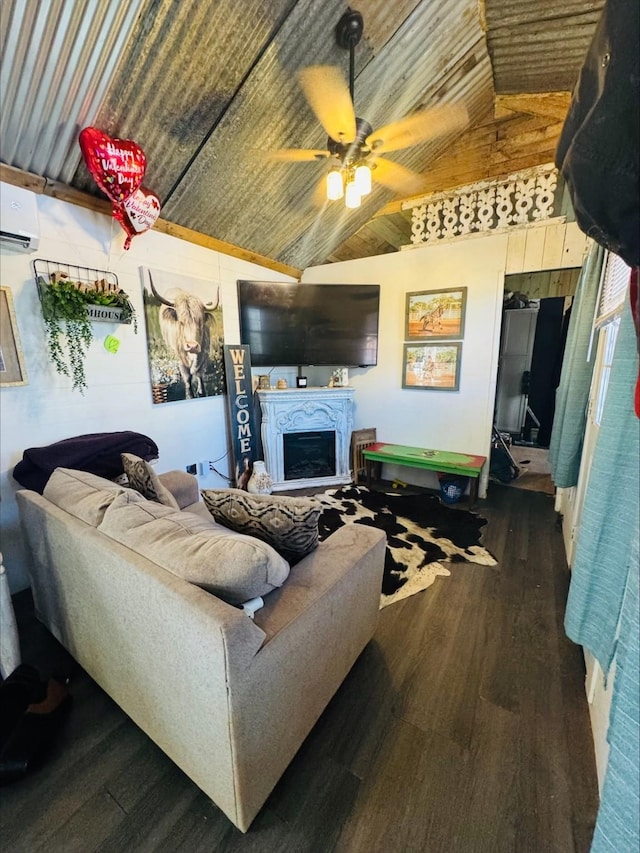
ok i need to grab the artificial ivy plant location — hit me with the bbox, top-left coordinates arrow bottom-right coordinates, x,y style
38,275 -> 137,394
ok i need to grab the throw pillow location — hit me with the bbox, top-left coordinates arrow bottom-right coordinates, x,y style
98,490 -> 290,604
121,453 -> 180,510
200,488 -> 321,564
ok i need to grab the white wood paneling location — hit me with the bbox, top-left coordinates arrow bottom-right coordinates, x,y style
0,182 -> 296,592
505,228 -> 528,273
2,201 -> 591,592
562,226 -> 590,266
522,225 -> 548,271
585,654 -> 614,793
304,220 -> 589,498
541,222 -> 568,268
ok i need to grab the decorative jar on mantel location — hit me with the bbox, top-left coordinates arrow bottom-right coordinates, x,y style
247,460 -> 273,495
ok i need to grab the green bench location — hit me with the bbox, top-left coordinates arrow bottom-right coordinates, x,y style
362,442 -> 487,506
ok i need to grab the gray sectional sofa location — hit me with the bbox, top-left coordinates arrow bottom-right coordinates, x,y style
16,467 -> 386,832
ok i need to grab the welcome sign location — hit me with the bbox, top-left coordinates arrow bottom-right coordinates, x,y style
223,345 -> 258,488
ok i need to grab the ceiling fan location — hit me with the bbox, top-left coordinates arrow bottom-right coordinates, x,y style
267,8 -> 468,209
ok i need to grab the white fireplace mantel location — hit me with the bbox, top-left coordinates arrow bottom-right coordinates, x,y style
257,387 -> 354,491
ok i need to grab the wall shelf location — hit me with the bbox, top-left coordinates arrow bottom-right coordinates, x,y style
33,258 -> 132,323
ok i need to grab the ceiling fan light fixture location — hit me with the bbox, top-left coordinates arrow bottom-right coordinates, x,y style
354,162 -> 372,196
326,167 -> 344,201
344,179 -> 361,209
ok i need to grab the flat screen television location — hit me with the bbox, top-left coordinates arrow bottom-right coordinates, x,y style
237,281 -> 380,367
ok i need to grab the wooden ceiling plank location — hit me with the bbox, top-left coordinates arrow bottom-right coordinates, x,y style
0,164 -> 301,279
365,216 -> 411,247
495,124 -> 564,155
0,163 -> 47,194
354,228 -> 390,255
486,3 -> 603,30
373,199 -> 407,218
495,92 -> 572,122
153,221 -> 302,278
488,11 -> 603,39
496,114 -> 555,140
489,150 -> 559,174
361,229 -> 390,252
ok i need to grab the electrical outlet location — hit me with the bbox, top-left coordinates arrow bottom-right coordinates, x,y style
185,464 -> 197,475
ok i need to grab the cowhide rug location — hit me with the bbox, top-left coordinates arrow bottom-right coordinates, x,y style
317,485 -> 497,608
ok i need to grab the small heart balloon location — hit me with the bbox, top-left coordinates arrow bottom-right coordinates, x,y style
79,127 -> 146,204
112,186 -> 162,249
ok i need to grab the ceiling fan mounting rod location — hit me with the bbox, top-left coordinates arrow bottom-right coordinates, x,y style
324,9 -> 374,207
336,8 -> 363,102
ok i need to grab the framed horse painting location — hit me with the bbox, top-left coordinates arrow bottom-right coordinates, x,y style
405,287 -> 467,341
402,342 -> 462,391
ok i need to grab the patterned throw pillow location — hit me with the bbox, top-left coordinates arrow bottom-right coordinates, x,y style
121,453 -> 180,510
201,488 -> 321,564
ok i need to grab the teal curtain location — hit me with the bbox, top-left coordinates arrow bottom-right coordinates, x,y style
590,531 -> 639,853
548,242 -> 605,487
564,305 -> 639,670
564,305 -> 639,853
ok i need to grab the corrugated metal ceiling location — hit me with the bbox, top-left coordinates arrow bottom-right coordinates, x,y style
163,0 -> 493,268
484,0 -> 605,92
0,0 -> 145,181
0,0 -> 605,268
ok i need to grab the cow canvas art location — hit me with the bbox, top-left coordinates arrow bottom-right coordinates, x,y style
141,268 -> 225,404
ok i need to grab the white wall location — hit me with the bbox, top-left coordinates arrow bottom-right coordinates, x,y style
0,187 -> 588,593
0,183 -> 295,591
303,222 -> 589,494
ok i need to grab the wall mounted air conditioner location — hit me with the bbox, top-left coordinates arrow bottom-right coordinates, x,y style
0,184 -> 40,252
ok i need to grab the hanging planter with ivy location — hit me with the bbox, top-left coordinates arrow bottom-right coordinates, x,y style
34,260 -> 137,394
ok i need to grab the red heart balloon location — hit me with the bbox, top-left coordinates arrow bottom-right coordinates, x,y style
79,127 -> 146,204
112,187 -> 161,250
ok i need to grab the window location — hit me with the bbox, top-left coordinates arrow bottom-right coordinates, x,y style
587,250 -> 629,369
596,252 -> 631,328
593,318 -> 621,425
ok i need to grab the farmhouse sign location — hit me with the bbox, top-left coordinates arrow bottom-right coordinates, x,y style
223,345 -> 258,488
85,304 -> 124,322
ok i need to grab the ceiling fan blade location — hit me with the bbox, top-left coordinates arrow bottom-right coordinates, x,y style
297,65 -> 357,143
371,157 -> 427,196
261,148 -> 330,162
367,103 -> 468,154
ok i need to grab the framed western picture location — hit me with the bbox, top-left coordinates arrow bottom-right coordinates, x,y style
0,286 -> 28,386
402,342 -> 462,391
405,286 -> 467,341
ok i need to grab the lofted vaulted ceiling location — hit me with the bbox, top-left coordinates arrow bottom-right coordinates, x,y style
0,0 -> 604,274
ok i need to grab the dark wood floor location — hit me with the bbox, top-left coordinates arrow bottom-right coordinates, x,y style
1,484 -> 599,852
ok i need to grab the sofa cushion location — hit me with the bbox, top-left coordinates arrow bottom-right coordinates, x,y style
98,491 -> 290,604
43,467 -> 127,527
200,489 -> 321,564
121,453 -> 180,510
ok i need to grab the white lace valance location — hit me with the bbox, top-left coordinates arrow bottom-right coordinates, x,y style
402,163 -> 561,247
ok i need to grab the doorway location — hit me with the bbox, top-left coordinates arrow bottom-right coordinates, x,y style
492,267 -> 581,493
495,268 -> 581,446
